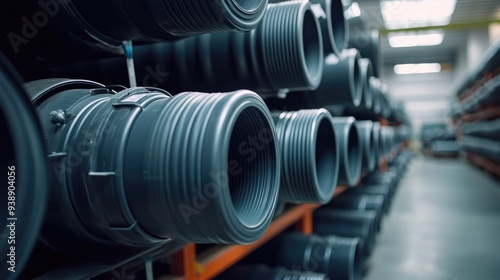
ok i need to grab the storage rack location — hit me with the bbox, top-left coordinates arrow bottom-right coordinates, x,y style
164,157 -> 390,280
451,39 -> 500,178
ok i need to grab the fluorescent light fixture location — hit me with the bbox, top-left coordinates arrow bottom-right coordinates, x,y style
389,32 -> 444,48
394,63 -> 441,75
380,0 -> 457,29
345,2 -> 361,19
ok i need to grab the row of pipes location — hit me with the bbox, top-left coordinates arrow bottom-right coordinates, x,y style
0,0 -> 409,279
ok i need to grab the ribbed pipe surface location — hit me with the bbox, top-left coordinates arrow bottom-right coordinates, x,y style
274,109 -> 338,203
48,1 -> 324,94
331,117 -> 362,186
56,0 -> 269,43
276,233 -> 363,280
27,79 -> 280,253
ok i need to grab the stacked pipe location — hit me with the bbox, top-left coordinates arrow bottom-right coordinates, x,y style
275,233 -> 364,280
0,0 -> 270,66
331,117 -> 362,186
356,120 -> 377,173
313,209 -> 377,257
0,0 -> 410,278
217,264 -> 330,280
324,194 -> 385,232
0,53 -> 49,280
46,1 -> 324,94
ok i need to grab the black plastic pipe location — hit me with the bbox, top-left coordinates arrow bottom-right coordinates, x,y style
343,184 -> 393,213
356,120 -> 377,173
331,117 -> 362,186
276,233 -> 363,280
26,79 -> 280,253
48,1 -> 324,94
313,209 -> 376,257
324,194 -> 385,232
274,109 -> 339,204
0,54 -> 49,280
25,0 -> 269,44
217,264 -> 330,280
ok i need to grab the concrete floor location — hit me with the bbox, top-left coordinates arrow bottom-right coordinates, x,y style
364,157 -> 500,280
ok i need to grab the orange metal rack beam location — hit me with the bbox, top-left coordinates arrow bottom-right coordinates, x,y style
168,186 -> 348,280
461,104 -> 500,123
466,152 -> 500,178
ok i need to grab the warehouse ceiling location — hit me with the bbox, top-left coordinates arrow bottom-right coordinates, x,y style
347,0 -> 500,132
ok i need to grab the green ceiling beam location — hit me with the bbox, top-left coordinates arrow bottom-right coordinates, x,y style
379,19 -> 500,35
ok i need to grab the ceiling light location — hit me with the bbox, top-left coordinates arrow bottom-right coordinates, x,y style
394,63 -> 442,75
389,32 -> 444,48
345,2 -> 361,19
380,0 -> 457,29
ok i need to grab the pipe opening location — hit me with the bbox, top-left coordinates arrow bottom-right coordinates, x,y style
352,57 -> 362,105
228,106 -> 277,228
330,0 -> 347,54
347,123 -> 360,180
302,10 -> 323,82
231,0 -> 262,12
315,118 -> 337,196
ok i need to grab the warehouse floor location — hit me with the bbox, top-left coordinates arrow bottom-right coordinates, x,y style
364,156 -> 500,280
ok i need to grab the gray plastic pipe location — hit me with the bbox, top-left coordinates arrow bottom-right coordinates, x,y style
274,109 -> 339,204
356,121 -> 377,173
359,58 -> 374,109
25,79 -> 281,253
269,0 -> 348,56
331,117 -> 362,186
308,50 -> 363,108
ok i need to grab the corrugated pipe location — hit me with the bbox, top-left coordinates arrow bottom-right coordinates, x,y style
25,79 -> 281,254
461,119 -> 500,140
273,109 -> 339,204
48,1 -> 324,94
461,136 -> 500,162
269,0 -> 348,56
